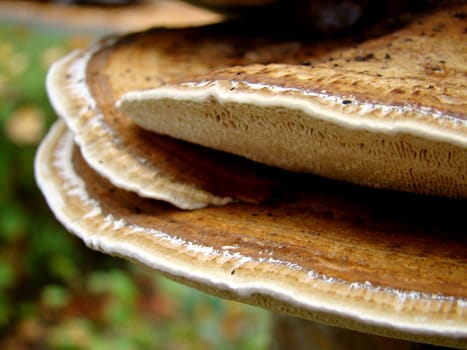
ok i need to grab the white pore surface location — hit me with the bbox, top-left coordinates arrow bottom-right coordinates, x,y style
119,81 -> 467,148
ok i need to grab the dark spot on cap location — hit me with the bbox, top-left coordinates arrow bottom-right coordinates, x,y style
454,11 -> 466,19
354,53 -> 375,62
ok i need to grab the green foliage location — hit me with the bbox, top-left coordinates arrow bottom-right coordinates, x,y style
0,20 -> 269,349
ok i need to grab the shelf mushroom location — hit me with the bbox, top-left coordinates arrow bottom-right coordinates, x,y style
46,10 -> 467,208
36,3 -> 466,349
36,118 -> 467,348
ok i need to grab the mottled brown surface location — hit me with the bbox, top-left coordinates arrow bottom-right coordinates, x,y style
36,113 -> 466,347
97,5 -> 467,121
195,10 -> 467,121
74,144 -> 467,299
36,121 -> 463,347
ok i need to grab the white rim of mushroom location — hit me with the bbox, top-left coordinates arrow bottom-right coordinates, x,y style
46,43 -> 233,209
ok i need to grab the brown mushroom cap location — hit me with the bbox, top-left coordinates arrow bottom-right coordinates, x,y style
35,119 -> 466,348
46,20 -> 364,209
117,5 -> 467,199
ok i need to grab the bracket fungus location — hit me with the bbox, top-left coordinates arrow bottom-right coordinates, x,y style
116,8 -> 467,200
36,2 -> 466,349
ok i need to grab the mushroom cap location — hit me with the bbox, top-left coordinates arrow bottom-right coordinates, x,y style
47,19 -> 372,209
117,5 -> 467,199
35,119 -> 467,348
46,39 -> 234,209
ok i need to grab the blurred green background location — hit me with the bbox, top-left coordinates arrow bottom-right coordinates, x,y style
0,6 -> 269,350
